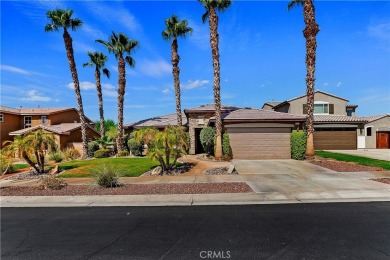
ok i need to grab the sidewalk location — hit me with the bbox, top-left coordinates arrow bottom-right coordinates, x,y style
2,170 -> 390,207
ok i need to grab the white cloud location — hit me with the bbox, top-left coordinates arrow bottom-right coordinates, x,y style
102,89 -> 117,98
81,24 -> 105,40
162,88 -> 170,94
368,22 -> 390,41
1,65 -> 31,75
102,83 -> 115,90
323,82 -> 329,87
336,82 -> 342,87
21,90 -> 51,102
181,79 -> 210,90
187,19 -> 210,50
67,81 -> 96,91
138,59 -> 171,77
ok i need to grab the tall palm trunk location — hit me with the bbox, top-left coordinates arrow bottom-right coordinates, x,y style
117,54 -> 126,153
63,28 -> 88,158
208,8 -> 223,159
95,68 -> 105,138
303,0 -> 319,157
171,36 -> 182,126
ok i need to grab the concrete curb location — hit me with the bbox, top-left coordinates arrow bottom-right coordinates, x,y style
2,192 -> 390,207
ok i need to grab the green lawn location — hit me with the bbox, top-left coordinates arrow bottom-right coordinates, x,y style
315,151 -> 390,170
12,164 -> 29,171
58,157 -> 159,178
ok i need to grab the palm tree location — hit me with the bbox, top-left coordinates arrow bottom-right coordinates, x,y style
3,130 -> 57,174
162,15 -> 193,126
83,52 -> 110,138
288,0 -> 320,157
45,9 -> 88,159
96,32 -> 139,153
199,0 -> 231,160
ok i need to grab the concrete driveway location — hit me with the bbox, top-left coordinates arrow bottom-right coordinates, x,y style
326,149 -> 390,161
233,159 -> 334,175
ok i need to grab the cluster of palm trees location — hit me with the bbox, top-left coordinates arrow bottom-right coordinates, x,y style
44,0 -> 319,159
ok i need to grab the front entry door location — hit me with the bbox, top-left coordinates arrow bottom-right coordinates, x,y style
376,132 -> 390,149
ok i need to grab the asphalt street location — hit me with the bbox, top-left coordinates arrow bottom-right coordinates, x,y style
2,203 -> 390,260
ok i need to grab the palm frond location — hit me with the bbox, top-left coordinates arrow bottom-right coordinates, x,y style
102,68 -> 110,79
288,0 -> 305,11
125,56 -> 135,68
201,11 -> 209,23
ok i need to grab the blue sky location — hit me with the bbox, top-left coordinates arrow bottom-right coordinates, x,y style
1,0 -> 389,123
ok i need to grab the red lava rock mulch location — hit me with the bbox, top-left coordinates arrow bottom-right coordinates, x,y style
309,159 -> 383,172
371,178 -> 390,185
0,182 -> 253,196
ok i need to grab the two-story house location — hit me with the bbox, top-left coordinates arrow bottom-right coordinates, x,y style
0,106 -> 99,152
262,90 -> 390,150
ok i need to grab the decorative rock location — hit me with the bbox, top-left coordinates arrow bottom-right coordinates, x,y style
48,165 -> 59,175
227,164 -> 235,174
151,166 -> 163,176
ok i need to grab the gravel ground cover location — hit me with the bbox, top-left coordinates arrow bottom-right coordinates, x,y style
309,158 -> 383,172
205,167 -> 238,175
0,182 -> 253,196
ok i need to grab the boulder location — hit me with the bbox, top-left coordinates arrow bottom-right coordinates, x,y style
152,166 -> 162,176
48,165 -> 59,175
227,164 -> 235,174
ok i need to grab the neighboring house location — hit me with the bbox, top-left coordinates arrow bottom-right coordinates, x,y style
262,90 -> 390,149
0,106 -> 99,152
125,104 -> 306,159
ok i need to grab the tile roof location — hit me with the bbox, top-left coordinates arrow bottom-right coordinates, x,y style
358,114 -> 390,123
222,108 -> 306,121
9,123 -> 98,136
287,90 -> 349,102
0,106 -> 21,114
125,113 -> 188,128
262,101 -> 282,108
0,106 -> 73,115
314,115 -> 367,123
184,104 -> 241,113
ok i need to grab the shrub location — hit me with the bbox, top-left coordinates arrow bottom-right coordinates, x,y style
291,131 -> 307,160
39,176 -> 67,190
222,133 -> 231,156
49,151 -> 65,163
0,154 -> 14,175
200,127 -> 216,155
94,149 -> 111,158
128,138 -> 143,156
91,164 -> 121,188
88,141 -> 100,157
64,148 -> 81,160
117,150 -> 129,157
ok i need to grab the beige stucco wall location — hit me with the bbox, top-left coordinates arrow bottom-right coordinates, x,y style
0,113 -> 20,147
187,112 -> 214,155
364,116 -> 390,149
286,92 -> 348,115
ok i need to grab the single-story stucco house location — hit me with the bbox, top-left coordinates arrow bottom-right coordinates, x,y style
125,104 -> 306,159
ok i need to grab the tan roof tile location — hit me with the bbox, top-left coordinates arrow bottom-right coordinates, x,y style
125,113 -> 188,128
184,104 -> 241,113
9,123 -> 98,136
222,108 -> 306,121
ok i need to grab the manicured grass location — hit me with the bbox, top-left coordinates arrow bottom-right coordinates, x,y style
12,164 -> 29,171
315,151 -> 390,170
58,157 -> 159,178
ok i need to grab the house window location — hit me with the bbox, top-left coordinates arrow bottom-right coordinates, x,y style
314,102 -> 329,114
0,114 -> 3,122
24,116 -> 32,128
41,116 -> 47,124
346,109 -> 353,117
366,127 -> 372,136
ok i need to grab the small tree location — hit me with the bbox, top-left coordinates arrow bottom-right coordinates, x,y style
3,130 -> 57,173
134,126 -> 187,173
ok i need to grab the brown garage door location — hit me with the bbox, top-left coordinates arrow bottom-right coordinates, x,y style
227,128 -> 291,159
314,130 -> 357,150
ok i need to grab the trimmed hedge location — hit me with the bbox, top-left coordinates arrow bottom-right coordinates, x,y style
94,149 -> 111,158
222,133 -> 231,156
128,138 -> 143,156
200,127 -> 216,155
88,141 -> 100,157
291,131 -> 307,160
117,150 -> 129,157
